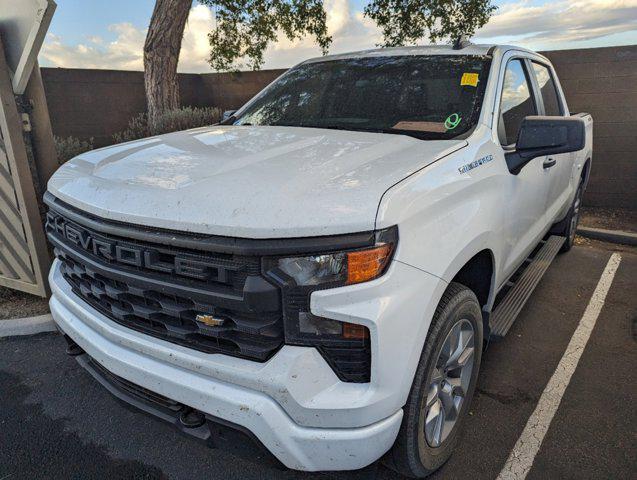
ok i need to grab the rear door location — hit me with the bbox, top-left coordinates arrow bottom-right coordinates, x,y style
528,60 -> 575,223
495,55 -> 550,279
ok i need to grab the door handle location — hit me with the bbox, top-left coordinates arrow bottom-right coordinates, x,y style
543,157 -> 556,169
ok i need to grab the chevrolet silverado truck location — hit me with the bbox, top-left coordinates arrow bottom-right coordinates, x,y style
45,44 -> 592,477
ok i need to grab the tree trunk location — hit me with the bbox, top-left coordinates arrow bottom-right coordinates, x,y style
144,0 -> 191,134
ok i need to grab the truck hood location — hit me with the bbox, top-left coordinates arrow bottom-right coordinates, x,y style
48,125 -> 465,238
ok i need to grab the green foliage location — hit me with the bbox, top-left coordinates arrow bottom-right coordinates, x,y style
113,113 -> 150,143
364,0 -> 497,47
113,106 -> 223,143
199,0 -> 332,71
112,112 -> 151,144
196,0 -> 495,71
54,136 -> 94,164
154,106 -> 223,134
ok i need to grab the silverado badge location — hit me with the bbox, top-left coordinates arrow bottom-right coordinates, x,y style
458,154 -> 494,174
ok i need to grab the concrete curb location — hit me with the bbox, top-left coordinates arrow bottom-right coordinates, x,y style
0,314 -> 57,338
577,226 -> 637,246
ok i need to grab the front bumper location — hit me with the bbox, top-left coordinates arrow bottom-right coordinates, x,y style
49,256 -> 445,471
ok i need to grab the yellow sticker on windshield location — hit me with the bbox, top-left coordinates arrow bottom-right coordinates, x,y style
461,72 -> 479,87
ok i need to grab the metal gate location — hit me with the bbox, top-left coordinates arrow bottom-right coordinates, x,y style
0,36 -> 50,297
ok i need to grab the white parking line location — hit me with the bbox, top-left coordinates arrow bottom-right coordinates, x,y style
497,252 -> 622,480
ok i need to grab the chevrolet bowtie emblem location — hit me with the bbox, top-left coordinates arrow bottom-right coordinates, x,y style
196,314 -> 225,327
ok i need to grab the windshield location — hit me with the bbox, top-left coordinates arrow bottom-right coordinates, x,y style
232,55 -> 491,140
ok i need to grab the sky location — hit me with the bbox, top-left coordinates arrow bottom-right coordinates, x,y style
39,0 -> 637,72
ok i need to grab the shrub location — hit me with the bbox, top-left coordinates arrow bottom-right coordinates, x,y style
154,106 -> 223,135
112,112 -> 149,144
112,106 -> 223,144
54,136 -> 94,164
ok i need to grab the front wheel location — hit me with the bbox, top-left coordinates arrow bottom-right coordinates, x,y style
385,283 -> 483,478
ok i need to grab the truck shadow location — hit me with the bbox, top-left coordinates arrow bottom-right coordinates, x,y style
0,368 -> 168,479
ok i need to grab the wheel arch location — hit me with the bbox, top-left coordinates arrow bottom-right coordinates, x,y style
443,248 -> 496,347
449,249 -> 496,310
581,157 -> 592,189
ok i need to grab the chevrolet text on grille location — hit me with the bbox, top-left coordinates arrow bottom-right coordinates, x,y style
46,212 -> 233,282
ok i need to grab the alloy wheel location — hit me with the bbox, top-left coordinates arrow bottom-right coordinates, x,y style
423,318 -> 475,448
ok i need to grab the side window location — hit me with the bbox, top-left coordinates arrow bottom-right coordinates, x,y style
531,62 -> 563,116
498,59 -> 537,146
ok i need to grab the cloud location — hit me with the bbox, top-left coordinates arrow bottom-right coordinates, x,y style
40,23 -> 145,70
39,5 -> 215,72
501,61 -> 532,108
39,0 -> 637,72
179,5 -> 216,71
260,0 -> 382,68
475,0 -> 637,47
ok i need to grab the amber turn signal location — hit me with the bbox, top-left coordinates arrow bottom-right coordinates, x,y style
343,322 -> 369,340
346,243 -> 393,285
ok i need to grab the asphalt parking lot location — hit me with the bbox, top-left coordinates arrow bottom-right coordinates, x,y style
1,240 -> 635,480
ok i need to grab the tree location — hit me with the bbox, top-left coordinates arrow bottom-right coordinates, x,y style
364,0 -> 496,47
144,0 -> 191,134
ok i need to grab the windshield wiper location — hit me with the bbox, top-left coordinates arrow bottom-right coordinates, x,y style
304,124 -> 432,140
259,122 -> 436,141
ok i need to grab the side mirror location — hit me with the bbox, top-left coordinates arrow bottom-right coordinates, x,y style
221,110 -> 237,123
506,116 -> 585,174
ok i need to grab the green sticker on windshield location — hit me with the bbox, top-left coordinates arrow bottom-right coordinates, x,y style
444,113 -> 462,130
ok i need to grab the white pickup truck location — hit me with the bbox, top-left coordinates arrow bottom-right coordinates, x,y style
45,44 -> 592,477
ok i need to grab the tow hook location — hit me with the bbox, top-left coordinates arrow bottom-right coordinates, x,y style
63,335 -> 85,356
179,408 -> 206,428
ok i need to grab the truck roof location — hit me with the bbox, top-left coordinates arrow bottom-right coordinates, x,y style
301,44 -> 543,64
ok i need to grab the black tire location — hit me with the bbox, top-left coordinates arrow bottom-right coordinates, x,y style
385,282 -> 483,478
552,182 -> 583,253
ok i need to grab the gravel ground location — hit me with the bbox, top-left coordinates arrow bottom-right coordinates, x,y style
0,287 -> 50,320
580,206 -> 637,233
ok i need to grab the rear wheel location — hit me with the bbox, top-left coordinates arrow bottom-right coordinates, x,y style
385,283 -> 483,478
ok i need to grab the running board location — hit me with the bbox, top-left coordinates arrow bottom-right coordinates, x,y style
489,235 -> 565,339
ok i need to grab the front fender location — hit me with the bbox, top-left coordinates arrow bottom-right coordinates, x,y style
376,139 -> 504,294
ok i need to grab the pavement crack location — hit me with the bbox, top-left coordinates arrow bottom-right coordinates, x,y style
476,387 -> 536,406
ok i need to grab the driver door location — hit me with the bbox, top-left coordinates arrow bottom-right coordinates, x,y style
496,56 -> 550,280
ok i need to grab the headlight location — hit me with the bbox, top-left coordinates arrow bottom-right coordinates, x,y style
264,226 -> 397,383
277,253 -> 346,286
275,243 -> 392,287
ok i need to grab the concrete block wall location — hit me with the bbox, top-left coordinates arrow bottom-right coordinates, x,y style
198,69 -> 286,111
41,68 -> 204,147
41,68 -> 285,148
542,45 -> 637,209
41,44 -> 636,209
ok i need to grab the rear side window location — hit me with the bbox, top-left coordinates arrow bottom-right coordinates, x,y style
498,59 -> 537,145
531,62 -> 563,116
